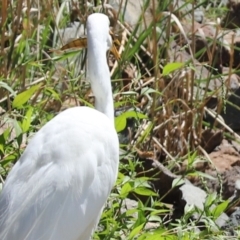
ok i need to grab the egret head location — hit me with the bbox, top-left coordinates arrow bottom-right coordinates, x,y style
87,13 -> 112,52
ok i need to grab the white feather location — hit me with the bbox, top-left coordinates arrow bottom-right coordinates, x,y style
0,13 -> 119,240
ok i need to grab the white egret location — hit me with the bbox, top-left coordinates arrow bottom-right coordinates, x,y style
0,13 -> 119,240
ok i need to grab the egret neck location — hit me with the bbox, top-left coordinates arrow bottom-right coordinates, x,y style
87,26 -> 114,123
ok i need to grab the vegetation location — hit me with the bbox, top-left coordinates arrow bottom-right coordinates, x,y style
0,0 -> 240,239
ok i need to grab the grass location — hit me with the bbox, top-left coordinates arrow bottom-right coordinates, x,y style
1,0 -> 240,239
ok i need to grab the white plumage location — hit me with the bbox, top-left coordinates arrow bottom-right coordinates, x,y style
0,13 -> 119,240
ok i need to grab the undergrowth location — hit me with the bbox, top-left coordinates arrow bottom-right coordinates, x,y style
0,0 -> 240,239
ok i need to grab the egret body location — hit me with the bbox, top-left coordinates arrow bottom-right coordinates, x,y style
0,13 -> 119,240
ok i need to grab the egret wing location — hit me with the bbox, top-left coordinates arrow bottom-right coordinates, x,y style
0,107 -> 119,240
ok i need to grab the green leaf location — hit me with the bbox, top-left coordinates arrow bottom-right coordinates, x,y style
141,87 -> 159,95
205,192 -> 217,207
45,87 -> 61,101
135,121 -> 153,145
125,208 -> 138,217
212,200 -> 229,219
187,151 -> 198,166
133,187 -> 158,196
129,223 -> 144,239
115,114 -> 126,133
120,182 -> 132,198
115,111 -> 147,132
51,49 -> 81,62
0,81 -> 16,96
187,171 -> 216,180
1,153 -> 19,166
172,177 -> 185,188
0,144 -> 4,154
12,84 -> 42,108
3,128 -> 11,142
138,229 -> 177,240
134,177 -> 151,188
13,119 -> 22,138
21,107 -> 33,132
162,62 -> 184,76
27,61 -> 45,67
124,23 -> 153,61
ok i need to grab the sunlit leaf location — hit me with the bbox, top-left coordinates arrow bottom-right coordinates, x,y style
21,107 -> 33,132
115,111 -> 147,132
12,84 -> 42,108
51,49 -> 82,62
133,187 -> 158,196
129,223 -> 144,239
115,114 -> 126,133
205,192 -> 217,207
187,171 -> 216,180
0,144 -> 4,154
162,62 -> 184,76
212,200 -> 229,219
172,177 -> 185,188
120,182 -> 132,198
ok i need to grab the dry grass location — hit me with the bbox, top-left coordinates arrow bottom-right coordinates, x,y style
1,0 -> 240,238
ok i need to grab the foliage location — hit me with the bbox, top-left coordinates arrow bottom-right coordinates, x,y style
0,0 -> 240,239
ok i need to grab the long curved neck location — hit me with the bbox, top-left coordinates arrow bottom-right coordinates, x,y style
87,40 -> 114,123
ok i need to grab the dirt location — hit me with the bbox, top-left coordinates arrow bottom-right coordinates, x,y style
197,139 -> 240,200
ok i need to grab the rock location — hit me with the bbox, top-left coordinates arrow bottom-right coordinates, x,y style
221,0 -> 240,29
194,8 -> 204,23
229,208 -> 240,226
121,198 -> 138,216
176,180 -> 229,229
235,179 -> 240,191
201,129 -> 223,153
170,0 -> 204,23
56,22 -> 85,47
179,180 -> 207,210
131,156 -> 228,228
221,87 -> 240,131
209,139 -> 240,172
220,178 -> 240,234
108,0 -> 154,30
222,207 -> 240,235
222,164 -> 240,200
175,17 -> 240,70
216,212 -> 230,229
219,30 -> 240,68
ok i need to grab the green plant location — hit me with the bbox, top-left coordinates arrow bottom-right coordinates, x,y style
1,0 -> 240,239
